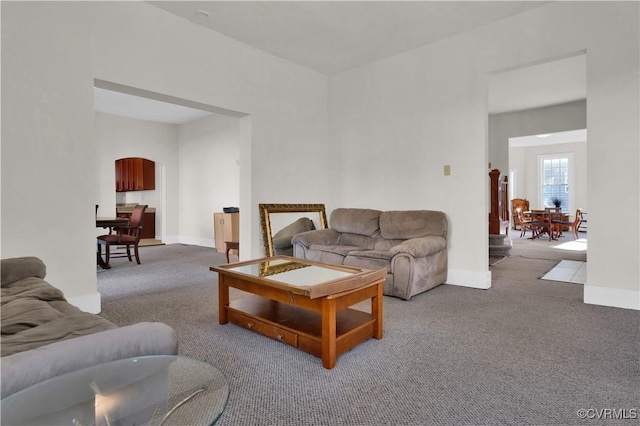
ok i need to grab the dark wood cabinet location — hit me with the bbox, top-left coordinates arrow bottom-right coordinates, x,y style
115,158 -> 155,192
116,211 -> 156,239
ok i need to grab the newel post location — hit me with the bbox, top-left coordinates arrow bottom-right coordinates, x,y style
489,169 -> 501,235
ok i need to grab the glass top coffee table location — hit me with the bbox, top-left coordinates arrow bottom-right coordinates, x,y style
1,355 -> 229,426
211,256 -> 386,369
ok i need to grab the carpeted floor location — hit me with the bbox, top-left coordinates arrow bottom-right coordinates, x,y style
98,241 -> 638,425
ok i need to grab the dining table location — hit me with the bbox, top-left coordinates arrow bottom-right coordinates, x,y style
527,209 -> 567,240
96,216 -> 129,269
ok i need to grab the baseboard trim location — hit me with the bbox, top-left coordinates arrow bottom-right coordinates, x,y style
446,269 -> 492,289
67,292 -> 102,314
162,235 -> 181,245
584,285 -> 640,310
164,235 -> 215,248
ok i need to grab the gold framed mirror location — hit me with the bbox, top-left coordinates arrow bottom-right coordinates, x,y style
259,203 -> 328,257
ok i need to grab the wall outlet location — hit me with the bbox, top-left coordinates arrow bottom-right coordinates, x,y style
444,164 -> 451,176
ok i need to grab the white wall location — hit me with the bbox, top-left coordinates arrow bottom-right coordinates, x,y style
509,141 -> 588,217
94,112 -> 179,241
490,101 -> 587,224
328,2 -> 639,308
2,2 -> 96,308
178,114 -> 240,247
489,100 -> 587,177
2,2 -> 637,311
2,1 -> 330,312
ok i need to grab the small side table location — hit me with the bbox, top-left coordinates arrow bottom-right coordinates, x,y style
1,356 -> 229,426
225,241 -> 239,263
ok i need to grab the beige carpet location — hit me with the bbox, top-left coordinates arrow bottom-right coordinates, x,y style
490,230 -> 587,302
114,239 -> 165,250
139,238 -> 164,247
97,242 -> 638,426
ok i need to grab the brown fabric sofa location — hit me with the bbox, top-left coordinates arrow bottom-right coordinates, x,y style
292,208 -> 448,300
1,256 -> 178,397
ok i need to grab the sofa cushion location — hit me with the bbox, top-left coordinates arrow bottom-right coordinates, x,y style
338,233 -> 379,250
344,250 -> 393,272
330,208 -> 382,237
1,299 -> 65,335
1,277 -> 66,306
374,238 -> 405,251
309,244 -> 368,257
380,210 -> 447,239
305,244 -> 368,265
1,313 -> 118,357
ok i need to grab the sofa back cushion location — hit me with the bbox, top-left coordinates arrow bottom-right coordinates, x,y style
330,208 -> 382,237
380,210 -> 447,240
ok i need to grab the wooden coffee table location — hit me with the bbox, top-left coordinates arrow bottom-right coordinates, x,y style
211,256 -> 385,369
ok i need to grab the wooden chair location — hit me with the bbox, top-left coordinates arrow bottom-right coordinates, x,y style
552,208 -> 582,240
97,204 -> 148,267
511,199 -> 530,230
577,210 -> 587,232
516,208 -> 536,238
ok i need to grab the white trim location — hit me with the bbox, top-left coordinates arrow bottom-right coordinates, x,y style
584,285 -> 640,311
170,235 -> 216,248
446,269 -> 492,289
509,168 -> 517,202
67,292 -> 102,314
162,235 -> 181,245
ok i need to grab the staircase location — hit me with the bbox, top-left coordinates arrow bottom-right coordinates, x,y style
488,169 -> 512,257
489,233 -> 512,257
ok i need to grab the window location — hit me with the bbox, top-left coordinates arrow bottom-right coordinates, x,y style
538,153 -> 573,212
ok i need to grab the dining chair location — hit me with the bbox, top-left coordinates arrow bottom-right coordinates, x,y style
97,204 -> 148,267
511,198 -> 530,230
552,208 -> 582,240
516,208 -> 536,238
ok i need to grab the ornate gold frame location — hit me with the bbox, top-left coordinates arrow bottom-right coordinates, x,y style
259,203 -> 328,257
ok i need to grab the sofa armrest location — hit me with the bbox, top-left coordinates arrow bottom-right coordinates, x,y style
1,322 -> 178,398
389,236 -> 446,258
291,228 -> 340,248
1,257 -> 47,287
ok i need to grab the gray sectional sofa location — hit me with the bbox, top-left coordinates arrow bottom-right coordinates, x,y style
1,256 -> 178,397
292,208 -> 448,300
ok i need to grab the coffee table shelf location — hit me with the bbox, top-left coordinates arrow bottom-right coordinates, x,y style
228,294 -> 377,359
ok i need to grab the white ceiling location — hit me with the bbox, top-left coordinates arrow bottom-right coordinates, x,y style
96,1 -> 586,123
94,87 -> 214,124
509,128 -> 587,148
149,1 -> 552,75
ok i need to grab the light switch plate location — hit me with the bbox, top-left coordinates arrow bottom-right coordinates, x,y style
444,165 -> 451,176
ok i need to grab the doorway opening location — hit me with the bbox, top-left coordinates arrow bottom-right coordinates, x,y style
93,79 -> 249,257
487,52 -> 587,293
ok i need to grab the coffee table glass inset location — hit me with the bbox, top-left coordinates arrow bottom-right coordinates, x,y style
1,355 -> 229,426
211,256 -> 386,369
